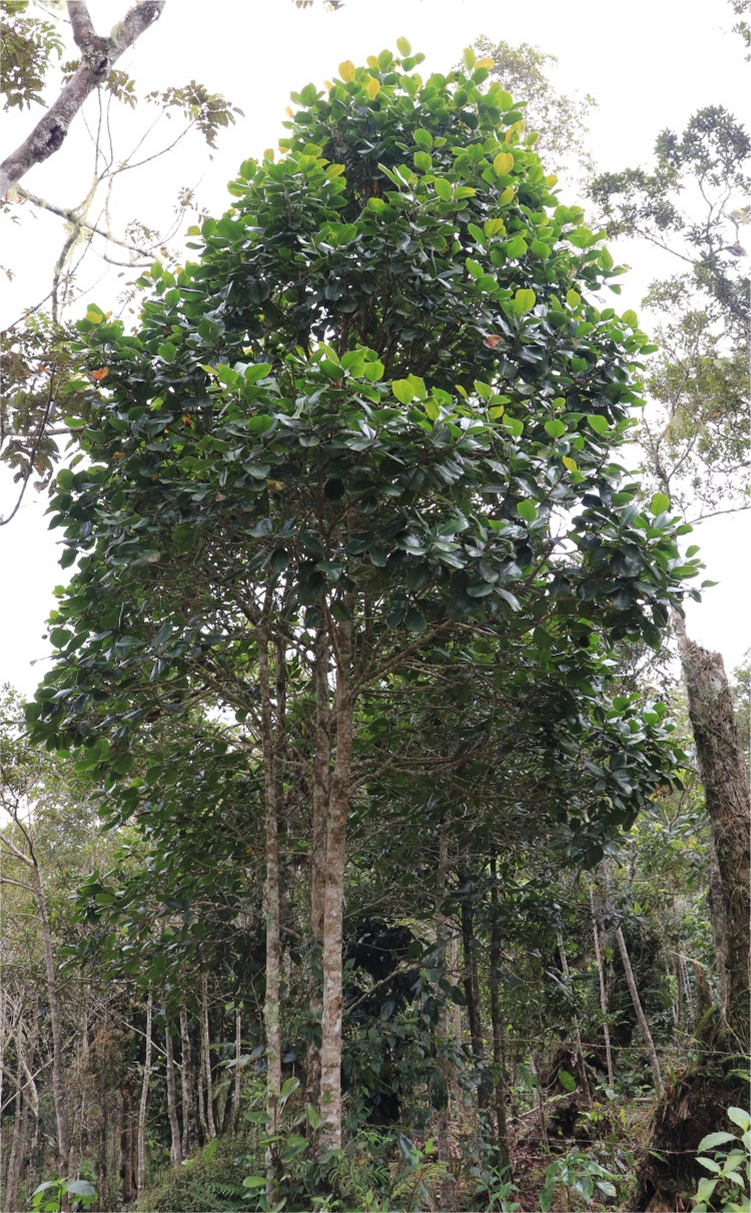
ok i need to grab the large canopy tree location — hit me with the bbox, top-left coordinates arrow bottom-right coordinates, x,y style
28,43 -> 701,1164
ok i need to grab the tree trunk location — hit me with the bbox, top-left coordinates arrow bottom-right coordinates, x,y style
32,861 -> 70,1180
3,1047 -> 27,1213
306,628 -> 331,1119
233,1009 -> 243,1132
614,925 -> 664,1097
164,1011 -> 182,1165
200,975 -> 216,1140
588,881 -> 614,1086
257,622 -> 282,1191
435,821 -> 456,1209
490,858 -> 511,1175
461,884 -> 489,1115
675,617 -> 750,1047
556,931 -> 592,1107
179,1008 -> 194,1156
318,620 -> 354,1152
136,992 -> 153,1201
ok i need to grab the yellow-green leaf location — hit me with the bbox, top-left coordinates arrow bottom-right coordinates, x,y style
493,152 -> 514,176
566,289 -> 581,308
86,308 -> 104,324
499,186 -> 515,205
562,456 -> 578,472
339,60 -> 355,83
364,76 -> 381,100
514,288 -> 536,315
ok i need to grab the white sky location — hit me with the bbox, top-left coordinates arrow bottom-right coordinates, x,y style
1,0 -> 749,697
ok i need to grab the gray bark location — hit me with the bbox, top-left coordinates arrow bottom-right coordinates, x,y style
0,1 -> 166,196
179,1007 -> 193,1156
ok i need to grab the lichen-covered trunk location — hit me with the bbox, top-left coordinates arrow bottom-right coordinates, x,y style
318,621 -> 353,1152
435,821 -> 456,1209
675,621 -> 750,1048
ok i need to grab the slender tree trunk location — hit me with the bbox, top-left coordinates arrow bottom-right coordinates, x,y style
3,1048 -> 27,1213
707,835 -> 729,1010
257,622 -> 282,1190
461,885 -> 489,1115
489,859 -> 511,1174
164,1011 -> 182,1166
200,974 -> 216,1140
318,620 -> 354,1152
588,882 -> 614,1086
614,925 -> 664,1097
233,1008 -> 243,1132
435,820 -> 456,1209
179,1008 -> 194,1156
674,618 -> 750,1048
32,861 -> 70,1180
136,992 -> 153,1201
529,1050 -> 549,1151
307,628 -> 331,1119
556,932 -> 592,1107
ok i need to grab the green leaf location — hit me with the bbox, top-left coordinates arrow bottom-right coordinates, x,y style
622,309 -> 638,327
414,151 -> 432,172
586,413 -> 609,436
363,359 -> 384,381
545,419 -> 566,438
392,379 -> 415,404
558,1069 -> 576,1091
466,258 -> 484,279
697,1131 -> 739,1151
203,1139 -> 218,1162
158,341 -> 177,362
434,178 -> 452,201
243,1176 -> 267,1189
396,36 -> 412,56
513,288 -> 536,315
649,492 -> 670,515
505,235 -> 527,259
728,1108 -> 751,1131
405,608 -> 428,632
517,500 -> 537,522
247,415 -> 274,434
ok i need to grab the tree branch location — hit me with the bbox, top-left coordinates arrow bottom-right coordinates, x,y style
0,1 -> 166,196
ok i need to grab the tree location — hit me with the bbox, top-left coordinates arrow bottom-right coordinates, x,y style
27,42 -> 699,1167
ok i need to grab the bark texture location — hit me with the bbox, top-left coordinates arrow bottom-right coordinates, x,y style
615,924 -> 665,1098
136,993 -> 153,1200
0,1 -> 166,196
675,618 -> 750,1047
164,1012 -> 182,1166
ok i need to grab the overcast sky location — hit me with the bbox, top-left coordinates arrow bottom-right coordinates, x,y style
1,0 -> 749,697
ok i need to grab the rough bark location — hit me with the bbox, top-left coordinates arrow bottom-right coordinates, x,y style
136,992 -> 153,1201
674,617 -> 750,1047
614,924 -> 665,1098
164,1011 -> 182,1166
0,0 -> 166,196
461,887 -> 490,1114
318,619 -> 353,1152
